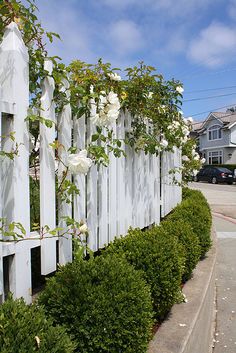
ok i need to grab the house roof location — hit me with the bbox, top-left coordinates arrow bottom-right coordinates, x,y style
195,111 -> 236,132
192,121 -> 204,131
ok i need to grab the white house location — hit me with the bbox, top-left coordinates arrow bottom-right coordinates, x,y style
192,110 -> 236,165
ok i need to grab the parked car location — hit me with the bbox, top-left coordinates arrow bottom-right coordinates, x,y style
194,166 -> 234,184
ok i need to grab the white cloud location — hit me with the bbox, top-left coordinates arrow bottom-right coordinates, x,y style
227,0 -> 236,20
99,0 -> 215,17
109,20 -> 144,54
33,0 -> 96,63
188,22 -> 236,68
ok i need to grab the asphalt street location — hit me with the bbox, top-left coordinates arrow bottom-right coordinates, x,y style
190,182 -> 236,353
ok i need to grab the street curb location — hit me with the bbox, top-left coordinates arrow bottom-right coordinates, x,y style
212,212 -> 236,225
148,228 -> 217,353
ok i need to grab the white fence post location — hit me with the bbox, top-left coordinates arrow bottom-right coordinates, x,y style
0,22 -> 31,303
40,59 -> 57,275
58,78 -> 73,264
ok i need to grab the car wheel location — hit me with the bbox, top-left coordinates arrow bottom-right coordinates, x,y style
211,177 -> 217,184
227,182 -> 233,185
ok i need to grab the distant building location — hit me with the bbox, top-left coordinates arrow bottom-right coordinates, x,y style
191,109 -> 236,165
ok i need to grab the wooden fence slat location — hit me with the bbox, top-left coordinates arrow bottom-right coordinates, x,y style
58,78 -> 73,265
116,111 -> 126,237
124,112 -> 133,232
0,99 -> 3,298
108,120 -> 117,242
0,22 -> 31,303
73,115 -> 86,223
86,100 -> 98,251
40,59 -> 57,275
98,162 -> 108,248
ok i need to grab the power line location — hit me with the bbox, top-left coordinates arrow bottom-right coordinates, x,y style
182,67 -> 236,80
183,92 -> 236,102
188,103 -> 236,117
185,85 -> 236,94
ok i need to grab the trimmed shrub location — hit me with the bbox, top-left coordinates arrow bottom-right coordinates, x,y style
39,254 -> 154,353
103,226 -> 184,321
182,188 -> 211,210
0,295 -> 75,353
168,196 -> 212,258
160,219 -> 201,281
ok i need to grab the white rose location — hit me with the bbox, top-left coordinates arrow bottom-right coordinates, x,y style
193,169 -> 198,176
173,121 -> 180,129
160,139 -> 168,148
107,108 -> 119,122
187,117 -> 193,124
90,85 -> 94,94
107,72 -> 121,81
176,86 -> 184,94
68,150 -> 92,175
182,126 -> 190,136
148,92 -> 153,99
194,154 -> 200,160
79,223 -> 88,234
201,157 -> 206,164
182,155 -> 189,162
181,136 -> 188,144
107,91 -> 120,106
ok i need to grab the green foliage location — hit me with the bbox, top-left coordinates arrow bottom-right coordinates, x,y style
39,254 -> 154,353
168,190 -> 212,258
0,295 -> 75,353
103,226 -> 183,321
160,219 -> 201,282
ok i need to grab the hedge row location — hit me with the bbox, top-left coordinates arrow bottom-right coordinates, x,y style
1,188 -> 212,353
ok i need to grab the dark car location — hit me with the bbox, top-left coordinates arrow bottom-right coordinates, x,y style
194,166 -> 234,184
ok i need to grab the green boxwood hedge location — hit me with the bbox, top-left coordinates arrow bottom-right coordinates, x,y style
0,295 -> 75,353
39,254 -> 154,353
169,189 -> 212,258
160,219 -> 201,282
103,226 -> 184,321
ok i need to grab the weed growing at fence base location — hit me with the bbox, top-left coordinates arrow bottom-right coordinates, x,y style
0,295 -> 75,353
39,254 -> 154,353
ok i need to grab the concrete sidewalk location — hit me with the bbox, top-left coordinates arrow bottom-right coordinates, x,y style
212,215 -> 236,353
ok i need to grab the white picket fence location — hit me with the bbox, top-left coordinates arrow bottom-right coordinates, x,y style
0,22 -> 182,304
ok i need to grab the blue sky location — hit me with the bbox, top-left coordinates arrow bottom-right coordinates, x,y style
34,0 -> 236,122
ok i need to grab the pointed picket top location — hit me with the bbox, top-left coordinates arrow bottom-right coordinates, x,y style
0,22 -> 28,59
44,58 -> 53,76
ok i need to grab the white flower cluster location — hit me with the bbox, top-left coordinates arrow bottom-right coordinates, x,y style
176,86 -> 184,94
67,150 -> 92,175
160,139 -> 168,149
107,72 -> 121,81
92,91 -> 121,127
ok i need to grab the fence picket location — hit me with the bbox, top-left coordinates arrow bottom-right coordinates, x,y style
108,121 -> 117,242
0,22 -> 31,303
116,111 -> 126,236
58,78 -> 73,265
40,60 -> 57,275
86,100 -> 98,251
0,96 -> 3,298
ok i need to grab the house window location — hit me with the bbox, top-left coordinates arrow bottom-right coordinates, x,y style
208,150 -> 223,165
208,125 -> 222,140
